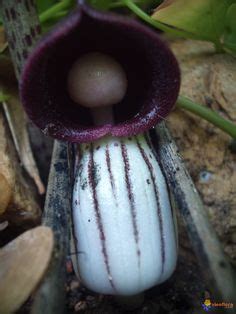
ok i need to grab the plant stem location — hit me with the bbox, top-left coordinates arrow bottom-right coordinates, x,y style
177,95 -> 236,139
109,0 -> 141,9
91,106 -> 114,126
121,0 -> 198,40
39,0 -> 74,25
1,0 -> 41,78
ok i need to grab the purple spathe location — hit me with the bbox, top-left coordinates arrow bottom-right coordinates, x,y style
20,3 -> 180,143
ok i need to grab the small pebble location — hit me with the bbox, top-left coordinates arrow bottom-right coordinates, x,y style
0,221 -> 8,231
74,301 -> 87,312
70,280 -> 80,291
199,170 -> 212,183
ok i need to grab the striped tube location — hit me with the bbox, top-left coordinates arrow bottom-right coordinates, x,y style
72,133 -> 177,296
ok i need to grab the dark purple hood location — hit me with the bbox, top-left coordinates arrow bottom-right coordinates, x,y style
20,3 -> 180,143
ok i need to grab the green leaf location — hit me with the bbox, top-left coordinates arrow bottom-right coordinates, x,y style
39,0 -> 76,30
223,4 -> 236,53
152,0 -> 235,45
36,0 -> 58,14
0,90 -> 10,102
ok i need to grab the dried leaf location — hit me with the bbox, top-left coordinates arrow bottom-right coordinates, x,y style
0,84 -> 41,226
0,173 -> 12,215
0,226 -> 54,314
0,58 -> 45,194
3,101 -> 45,194
0,3 -> 41,227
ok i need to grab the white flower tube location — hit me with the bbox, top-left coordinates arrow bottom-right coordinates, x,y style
72,133 -> 177,296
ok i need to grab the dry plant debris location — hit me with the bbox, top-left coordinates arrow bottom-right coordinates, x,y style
0,54 -> 42,226
0,173 -> 12,215
0,113 -> 41,226
0,56 -> 45,195
0,226 -> 54,314
168,39 -> 236,261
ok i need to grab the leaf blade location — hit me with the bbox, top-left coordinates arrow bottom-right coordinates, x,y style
152,0 -> 234,44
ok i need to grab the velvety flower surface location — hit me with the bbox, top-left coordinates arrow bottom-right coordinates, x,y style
20,3 -> 180,143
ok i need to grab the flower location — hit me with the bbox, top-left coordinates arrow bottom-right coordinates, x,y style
20,2 -> 180,143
